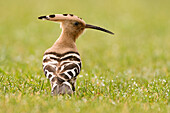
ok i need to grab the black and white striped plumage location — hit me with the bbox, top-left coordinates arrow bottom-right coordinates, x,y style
38,14 -> 113,95
43,51 -> 81,95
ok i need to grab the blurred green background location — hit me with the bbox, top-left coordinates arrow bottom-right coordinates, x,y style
0,0 -> 169,113
0,0 -> 170,71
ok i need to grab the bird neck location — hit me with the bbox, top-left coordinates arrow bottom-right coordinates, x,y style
57,29 -> 77,43
51,29 -> 78,53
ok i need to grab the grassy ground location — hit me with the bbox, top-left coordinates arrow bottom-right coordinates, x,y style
0,0 -> 169,113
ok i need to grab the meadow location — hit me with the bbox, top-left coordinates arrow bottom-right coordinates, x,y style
0,0 -> 169,113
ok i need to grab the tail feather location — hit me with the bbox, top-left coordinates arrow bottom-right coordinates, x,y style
51,82 -> 73,95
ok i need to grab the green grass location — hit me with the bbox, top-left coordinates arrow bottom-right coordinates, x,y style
0,0 -> 169,113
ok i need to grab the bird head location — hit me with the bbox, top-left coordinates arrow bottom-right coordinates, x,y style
38,14 -> 114,39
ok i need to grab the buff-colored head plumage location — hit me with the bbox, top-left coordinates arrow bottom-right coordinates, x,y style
38,14 -> 114,38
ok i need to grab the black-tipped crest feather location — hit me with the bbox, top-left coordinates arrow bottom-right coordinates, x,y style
38,16 -> 47,19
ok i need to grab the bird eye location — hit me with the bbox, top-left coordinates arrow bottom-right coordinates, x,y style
74,22 -> 79,26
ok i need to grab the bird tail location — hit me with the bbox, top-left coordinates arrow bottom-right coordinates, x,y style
51,81 -> 73,96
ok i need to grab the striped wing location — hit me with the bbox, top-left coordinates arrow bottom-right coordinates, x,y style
42,51 -> 81,85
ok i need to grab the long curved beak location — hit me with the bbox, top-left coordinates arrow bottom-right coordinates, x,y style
85,24 -> 114,35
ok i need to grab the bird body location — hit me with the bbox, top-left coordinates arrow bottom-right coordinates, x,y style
38,14 -> 114,95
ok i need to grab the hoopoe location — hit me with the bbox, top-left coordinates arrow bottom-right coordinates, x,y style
38,14 -> 114,95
